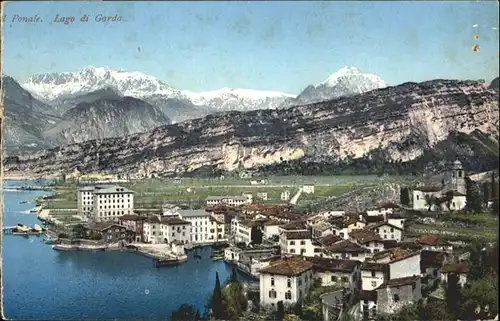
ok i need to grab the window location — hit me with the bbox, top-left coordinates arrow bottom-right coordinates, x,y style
374,249 -> 380,253
393,294 -> 400,302
290,249 -> 296,253
271,278 -> 275,286
269,290 -> 277,298
289,241 -> 295,245
287,278 -> 291,288
300,240 -> 306,245
331,275 -> 338,282
371,271 -> 376,277
300,249 -> 306,255
285,291 -> 292,300
390,228 -> 394,233
342,277 -> 349,283
351,253 -> 358,257
458,171 -> 462,178
371,281 -> 377,287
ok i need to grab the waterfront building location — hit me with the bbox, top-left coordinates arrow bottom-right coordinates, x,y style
143,216 -> 162,244
88,222 -> 134,243
177,209 -> 212,243
208,216 -> 226,242
281,190 -> 290,201
259,256 -> 314,310
231,217 -> 253,245
118,214 -> 146,242
77,185 -> 135,222
159,216 -> 191,244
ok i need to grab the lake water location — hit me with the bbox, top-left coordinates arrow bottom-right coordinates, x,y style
2,180 -> 251,320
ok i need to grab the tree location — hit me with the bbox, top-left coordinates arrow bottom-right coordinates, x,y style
170,304 -> 198,321
222,282 -> 248,320
230,267 -> 238,283
72,224 -> 88,239
465,177 -> 483,213
400,187 -> 411,206
293,300 -> 303,317
445,273 -> 461,320
210,272 -> 226,319
469,241 -> 488,281
276,301 -> 285,320
458,274 -> 499,320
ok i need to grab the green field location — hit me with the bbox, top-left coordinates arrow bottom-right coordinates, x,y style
406,213 -> 499,242
41,175 -> 413,211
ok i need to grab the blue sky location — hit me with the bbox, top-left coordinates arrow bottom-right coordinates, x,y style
3,1 -> 499,94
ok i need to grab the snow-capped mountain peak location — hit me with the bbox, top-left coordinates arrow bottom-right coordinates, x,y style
318,66 -> 386,88
21,66 -> 296,116
278,66 -> 388,109
23,66 -> 180,101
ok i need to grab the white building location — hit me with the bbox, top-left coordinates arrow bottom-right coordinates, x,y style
232,218 -> 254,245
361,262 -> 388,291
319,210 -> 346,218
143,216 -> 162,244
311,221 -> 335,238
376,276 -> 422,315
308,257 -> 361,292
349,229 -> 385,256
386,214 -> 406,230
281,190 -> 291,201
360,248 -> 422,317
159,216 -> 191,244
412,160 -> 467,211
441,262 -> 469,287
77,185 -> 135,222
280,231 -> 321,257
259,257 -> 314,309
368,222 -> 404,242
369,248 -> 421,280
205,195 -> 250,207
257,192 -> 268,201
208,216 -> 226,242
303,184 -> 315,194
177,209 -> 212,243
263,221 -> 281,240
323,240 -> 369,261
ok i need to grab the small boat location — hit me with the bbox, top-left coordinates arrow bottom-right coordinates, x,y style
211,256 -> 224,261
153,258 -> 181,268
19,201 -> 28,204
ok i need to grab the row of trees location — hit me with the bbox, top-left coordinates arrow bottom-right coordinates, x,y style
376,240 -> 499,321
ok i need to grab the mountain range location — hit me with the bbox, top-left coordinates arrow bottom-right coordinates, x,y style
2,66 -> 389,154
5,77 -> 499,179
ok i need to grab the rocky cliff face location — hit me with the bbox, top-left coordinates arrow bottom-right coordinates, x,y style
4,79 -> 499,179
43,96 -> 171,145
490,77 -> 499,92
1,76 -> 61,154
